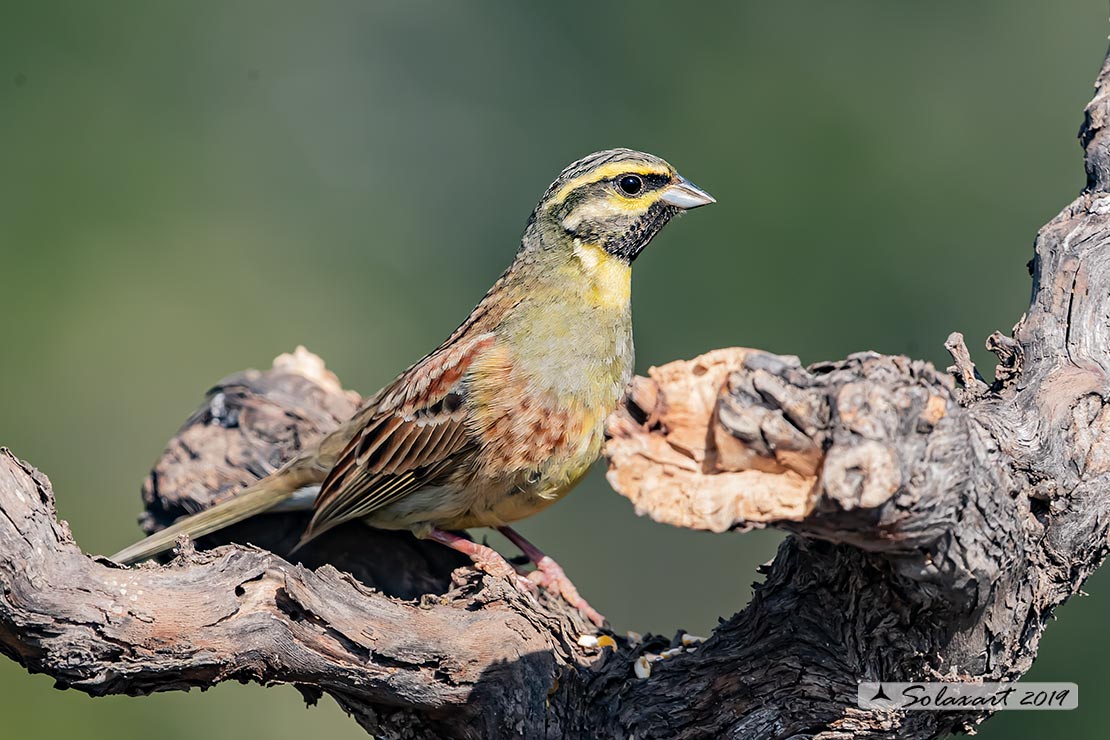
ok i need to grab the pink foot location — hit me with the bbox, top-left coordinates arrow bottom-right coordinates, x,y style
498,527 -> 606,627
426,528 -> 536,594
528,555 -> 605,627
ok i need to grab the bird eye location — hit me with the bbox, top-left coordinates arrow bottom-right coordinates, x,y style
618,174 -> 643,195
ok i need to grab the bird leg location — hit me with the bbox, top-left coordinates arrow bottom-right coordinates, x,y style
497,526 -> 605,627
425,528 -> 536,593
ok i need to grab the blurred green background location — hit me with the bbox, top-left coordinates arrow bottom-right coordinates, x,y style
1,1 -> 1106,737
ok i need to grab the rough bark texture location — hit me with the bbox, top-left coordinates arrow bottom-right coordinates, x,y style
4,50 -> 1110,740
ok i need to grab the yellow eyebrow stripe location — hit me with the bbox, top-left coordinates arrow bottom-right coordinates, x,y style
551,162 -> 672,205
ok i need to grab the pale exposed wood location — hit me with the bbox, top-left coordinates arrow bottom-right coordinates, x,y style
606,349 -> 821,532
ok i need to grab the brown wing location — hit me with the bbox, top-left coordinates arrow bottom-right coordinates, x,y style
301,333 -> 496,543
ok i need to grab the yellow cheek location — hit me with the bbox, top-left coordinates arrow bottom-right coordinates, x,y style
574,240 -> 631,309
606,188 -> 667,214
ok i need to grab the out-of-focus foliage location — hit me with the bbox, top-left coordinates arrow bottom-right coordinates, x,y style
0,2 -> 1106,737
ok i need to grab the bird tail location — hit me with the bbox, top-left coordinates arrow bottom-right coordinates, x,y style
110,465 -> 319,565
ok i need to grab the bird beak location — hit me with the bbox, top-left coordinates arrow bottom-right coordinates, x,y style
659,176 -> 716,209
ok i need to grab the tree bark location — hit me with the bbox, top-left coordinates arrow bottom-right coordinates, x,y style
4,48 -> 1110,740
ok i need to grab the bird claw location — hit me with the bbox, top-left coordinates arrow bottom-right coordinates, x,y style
469,548 -> 539,596
528,556 -> 606,627
471,549 -> 517,580
512,573 -> 540,596
428,527 -> 603,625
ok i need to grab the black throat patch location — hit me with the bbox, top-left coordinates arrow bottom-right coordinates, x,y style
604,202 -> 681,262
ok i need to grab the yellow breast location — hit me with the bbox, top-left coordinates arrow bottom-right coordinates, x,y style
453,240 -> 634,525
572,239 -> 631,309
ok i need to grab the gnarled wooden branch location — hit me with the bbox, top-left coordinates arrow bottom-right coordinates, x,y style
4,46 -> 1110,740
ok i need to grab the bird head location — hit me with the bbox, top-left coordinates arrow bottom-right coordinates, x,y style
529,148 -> 715,262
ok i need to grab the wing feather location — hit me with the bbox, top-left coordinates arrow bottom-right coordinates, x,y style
302,333 -> 495,542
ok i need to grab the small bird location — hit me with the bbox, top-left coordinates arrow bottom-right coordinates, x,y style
111,148 -> 714,625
